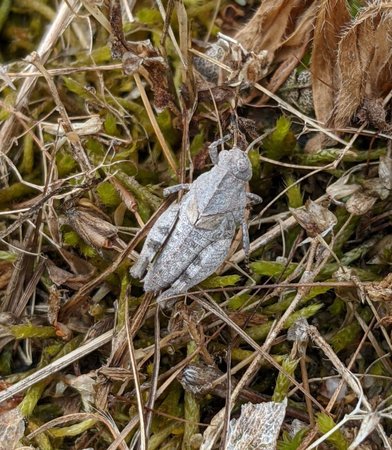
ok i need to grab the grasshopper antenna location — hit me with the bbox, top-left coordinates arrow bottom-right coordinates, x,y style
208,134 -> 232,164
245,130 -> 271,154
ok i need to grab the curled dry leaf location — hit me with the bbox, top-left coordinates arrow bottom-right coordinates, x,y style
47,284 -> 61,325
264,2 -> 318,100
346,190 -> 377,215
332,4 -> 392,130
122,41 -> 161,76
41,115 -> 102,136
290,200 -> 337,237
111,178 -> 137,213
64,206 -> 120,250
64,374 -> 96,411
227,400 -> 287,450
326,174 -> 361,201
121,40 -> 177,112
0,408 -> 25,450
109,0 -> 176,113
362,178 -> 390,200
46,260 -> 94,290
345,176 -> 389,216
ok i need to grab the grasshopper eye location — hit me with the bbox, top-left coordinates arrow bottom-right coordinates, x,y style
237,158 -> 248,172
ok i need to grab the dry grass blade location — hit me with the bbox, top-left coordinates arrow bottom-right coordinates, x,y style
0,330 -> 113,404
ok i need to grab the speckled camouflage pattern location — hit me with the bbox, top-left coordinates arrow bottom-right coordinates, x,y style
130,143 -> 261,304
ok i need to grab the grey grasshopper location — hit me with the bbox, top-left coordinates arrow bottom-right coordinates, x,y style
130,138 -> 262,305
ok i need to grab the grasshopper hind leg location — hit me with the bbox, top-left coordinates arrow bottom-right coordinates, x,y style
157,236 -> 232,306
130,204 -> 179,280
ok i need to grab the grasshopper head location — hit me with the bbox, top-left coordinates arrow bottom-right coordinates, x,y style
218,148 -> 252,181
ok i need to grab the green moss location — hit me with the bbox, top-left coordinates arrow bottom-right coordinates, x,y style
250,260 -> 298,278
56,150 -> 77,177
63,230 -> 81,247
0,345 -> 12,375
190,132 -> 205,157
272,356 -> 299,402
227,293 -> 252,310
104,112 -> 119,136
19,134 -> 35,174
10,323 -> 56,339
96,181 -> 121,207
201,274 -> 241,289
247,303 -> 323,341
316,413 -> 348,450
0,0 -> 11,32
278,428 -> 308,450
136,8 -> 163,26
285,175 -> 303,208
248,147 -> 261,180
0,182 -> 35,207
263,116 -> 296,160
0,251 -> 17,261
263,286 -> 331,315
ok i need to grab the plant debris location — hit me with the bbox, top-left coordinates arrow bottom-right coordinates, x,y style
0,0 -> 391,449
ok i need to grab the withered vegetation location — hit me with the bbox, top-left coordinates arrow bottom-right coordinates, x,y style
0,0 -> 391,449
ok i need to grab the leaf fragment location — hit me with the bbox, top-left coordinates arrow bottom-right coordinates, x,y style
332,5 -> 392,129
290,200 -> 337,237
0,408 -> 25,450
227,400 -> 287,450
311,0 -> 351,124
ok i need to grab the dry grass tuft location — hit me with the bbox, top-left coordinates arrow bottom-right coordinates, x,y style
0,0 -> 391,449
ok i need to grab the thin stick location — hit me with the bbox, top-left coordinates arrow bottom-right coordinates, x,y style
133,73 -> 178,173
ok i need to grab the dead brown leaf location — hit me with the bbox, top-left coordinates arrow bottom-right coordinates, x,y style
332,4 -> 392,129
290,200 -> 337,237
236,0 -> 317,105
311,0 -> 351,125
111,178 -> 137,213
57,248 -> 95,277
46,260 -> 94,290
235,0 -> 308,56
0,262 -> 13,290
345,190 -> 377,216
64,206 -> 120,251
365,273 -> 392,302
